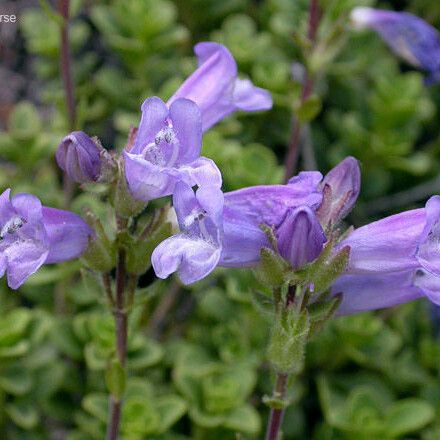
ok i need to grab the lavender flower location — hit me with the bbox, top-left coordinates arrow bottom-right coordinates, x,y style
277,207 -> 326,269
351,7 -> 440,84
0,189 -> 92,289
333,269 -> 439,315
56,131 -> 101,183
168,42 -> 273,131
152,182 -> 224,284
339,196 -> 440,275
124,97 -> 221,202
220,171 -> 324,267
333,196 -> 440,313
152,171 -> 324,283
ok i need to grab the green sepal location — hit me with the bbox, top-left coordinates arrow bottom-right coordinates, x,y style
267,309 -> 310,375
313,246 -> 350,293
105,358 -> 126,399
253,247 -> 290,287
308,293 -> 343,336
81,213 -> 117,272
112,159 -> 146,219
126,221 -> 172,275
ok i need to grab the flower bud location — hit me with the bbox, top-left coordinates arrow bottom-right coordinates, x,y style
317,157 -> 360,226
56,131 -> 101,183
277,206 -> 326,269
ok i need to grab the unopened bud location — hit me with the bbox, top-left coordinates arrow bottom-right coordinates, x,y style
56,131 -> 101,183
277,206 -> 326,269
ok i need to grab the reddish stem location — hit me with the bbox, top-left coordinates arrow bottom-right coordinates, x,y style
264,373 -> 289,440
283,0 -> 321,182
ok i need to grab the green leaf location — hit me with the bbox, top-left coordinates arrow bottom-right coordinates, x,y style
9,102 -> 41,140
0,341 -> 30,358
0,367 -> 32,395
224,404 -> 261,434
5,401 -> 38,430
295,95 -> 322,123
128,337 -> 163,369
156,395 -> 187,433
105,359 -> 126,399
122,396 -> 160,436
82,393 -> 108,424
385,399 -> 435,437
0,309 -> 31,347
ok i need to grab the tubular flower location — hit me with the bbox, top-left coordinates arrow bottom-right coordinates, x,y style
168,42 -> 273,131
351,7 -> 440,84
124,97 -> 221,202
152,171 -> 324,284
332,269 -> 440,315
333,196 -> 440,314
152,182 -> 224,284
339,196 -> 440,275
0,189 -> 92,289
220,171 -> 324,267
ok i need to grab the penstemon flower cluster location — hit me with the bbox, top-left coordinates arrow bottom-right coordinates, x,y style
2,9 -> 440,440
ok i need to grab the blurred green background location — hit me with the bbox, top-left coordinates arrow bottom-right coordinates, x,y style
1,0 -> 440,438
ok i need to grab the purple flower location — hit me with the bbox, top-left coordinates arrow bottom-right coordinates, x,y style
152,171 -> 324,284
316,157 -> 361,227
351,7 -> 440,84
0,189 -> 93,289
56,131 -> 101,183
168,42 -> 273,131
333,269 -> 439,315
152,182 -> 224,284
125,97 -> 221,202
332,196 -> 440,314
339,196 -> 440,275
277,207 -> 326,269
220,171 -> 324,267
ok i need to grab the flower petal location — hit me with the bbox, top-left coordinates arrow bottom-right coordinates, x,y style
169,98 -> 202,164
152,234 -> 221,284
169,42 -> 237,110
177,157 -> 223,189
11,193 -> 43,223
42,207 -> 93,263
416,196 -> 440,276
0,189 -> 14,225
233,78 -> 273,112
5,241 -> 48,289
124,152 -> 176,201
332,271 -> 424,315
340,208 -> 426,273
132,97 -> 168,154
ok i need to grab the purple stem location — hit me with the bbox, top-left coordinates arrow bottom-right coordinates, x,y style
264,373 -> 289,440
57,0 -> 76,207
283,0 -> 321,182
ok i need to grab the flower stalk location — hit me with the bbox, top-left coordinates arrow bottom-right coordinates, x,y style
284,0 -> 321,181
105,219 -> 130,440
265,373 -> 289,440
